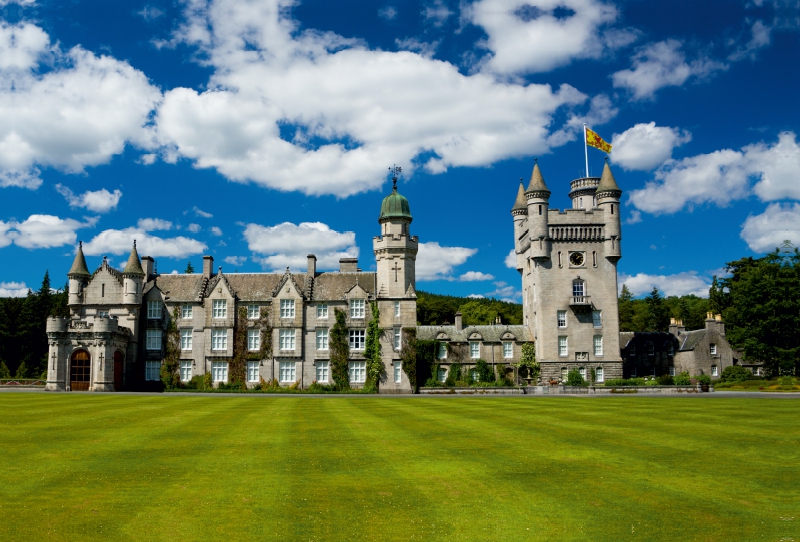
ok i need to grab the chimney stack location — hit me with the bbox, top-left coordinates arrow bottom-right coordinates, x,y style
454,311 -> 463,331
203,255 -> 214,279
141,256 -> 154,279
339,258 -> 358,273
307,254 -> 317,279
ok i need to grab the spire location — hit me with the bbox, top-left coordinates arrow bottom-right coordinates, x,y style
511,180 -> 527,213
68,241 -> 91,278
525,159 -> 550,194
122,240 -> 145,276
597,159 -> 621,194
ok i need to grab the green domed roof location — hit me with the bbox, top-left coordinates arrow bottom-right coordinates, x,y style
379,182 -> 412,222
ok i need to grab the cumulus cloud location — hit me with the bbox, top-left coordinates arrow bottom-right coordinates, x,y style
188,206 -> 213,218
625,210 -> 642,225
0,281 -> 29,298
137,218 -> 173,231
611,122 -> 691,171
395,37 -> 440,58
467,0 -> 631,75
619,271 -> 710,297
209,226 -> 223,236
244,221 -> 358,271
504,248 -> 516,268
612,40 -> 726,100
458,271 -> 495,281
740,203 -> 800,253
416,241 -> 477,281
1,214 -> 96,249
55,185 -> 123,213
483,280 -> 521,302
628,131 -> 800,214
0,22 -> 161,189
467,293 -> 485,299
186,223 -> 202,233
223,255 -> 247,267
83,227 -> 207,259
153,0 -> 586,197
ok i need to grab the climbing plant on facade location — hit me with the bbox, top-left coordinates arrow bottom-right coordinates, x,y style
160,307 -> 181,388
330,308 -> 350,390
364,301 -> 383,392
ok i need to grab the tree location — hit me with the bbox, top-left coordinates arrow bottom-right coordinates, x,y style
515,342 -> 539,383
185,261 -> 195,274
644,287 -> 669,332
708,275 -> 724,314
363,302 -> 383,392
458,300 -> 498,326
330,308 -> 350,390
400,327 -> 418,392
618,284 -> 635,332
160,307 -> 181,388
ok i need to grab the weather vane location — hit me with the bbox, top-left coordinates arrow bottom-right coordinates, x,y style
388,165 -> 402,189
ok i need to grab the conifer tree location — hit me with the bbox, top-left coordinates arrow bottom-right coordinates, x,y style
618,284 -> 635,332
185,261 -> 195,274
644,287 -> 669,332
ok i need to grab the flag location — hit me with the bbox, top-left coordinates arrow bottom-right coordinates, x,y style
585,127 -> 612,153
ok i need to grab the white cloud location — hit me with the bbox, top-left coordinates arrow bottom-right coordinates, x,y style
619,271 -> 710,297
55,184 -> 123,213
223,255 -> 247,267
395,37 -> 440,59
0,0 -> 37,5
83,227 -> 207,259
467,293 -> 485,299
154,0 -> 586,197
504,248 -> 516,268
483,280 -> 521,302
189,206 -> 213,218
209,226 -> 223,236
629,131 -> 800,215
2,214 -> 96,249
740,203 -> 800,253
244,221 -> 358,271
467,0 -> 626,75
422,0 -> 453,27
138,153 -> 157,165
138,6 -> 165,20
625,210 -> 642,225
458,271 -> 495,281
612,40 -> 726,100
0,22 -> 161,189
416,241 -> 477,281
0,281 -> 29,297
137,218 -> 173,231
186,223 -> 202,233
729,19 -> 773,61
379,5 -> 397,20
611,122 -> 691,171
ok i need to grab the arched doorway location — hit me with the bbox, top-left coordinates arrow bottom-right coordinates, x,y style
113,351 -> 124,391
70,350 -> 91,391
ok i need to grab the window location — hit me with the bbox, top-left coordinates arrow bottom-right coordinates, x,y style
349,361 -> 366,383
145,361 -> 161,381
437,367 -> 447,382
98,311 -> 109,318
316,303 -> 328,319
711,365 -> 718,377
180,329 -> 192,350
669,366 -> 675,376
394,301 -> 400,317
592,251 -> 597,267
594,336 -> 603,356
561,367 -> 568,381
212,300 -> 227,319
438,342 -> 447,359
558,336 -> 568,357
710,343 -> 717,355
630,344 -> 636,357
316,329 -> 329,350
146,329 -> 162,351
557,310 -> 567,328
503,342 -> 512,359
572,281 -> 585,297
211,329 -> 227,351
579,367 -> 586,379
247,305 -> 259,319
647,342 -> 655,356
394,362 -> 402,383
247,361 -> 259,382
180,360 -> 192,382
470,341 -> 480,359
394,328 -> 401,350
470,369 -> 479,382
280,299 -> 295,318
181,305 -> 193,319
631,367 -> 637,377
147,300 -> 162,319
592,310 -> 602,328
667,342 -> 675,356
212,361 -> 228,382
349,329 -> 365,350
558,251 -> 562,267
279,361 -> 296,382
279,329 -> 296,351
596,367 -> 604,383
350,299 -> 365,318
247,329 -> 260,351
316,361 -> 329,383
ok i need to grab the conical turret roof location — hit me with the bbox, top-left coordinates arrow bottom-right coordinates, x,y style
597,160 -> 621,193
123,241 -> 145,276
511,182 -> 527,213
68,242 -> 91,277
525,160 -> 550,194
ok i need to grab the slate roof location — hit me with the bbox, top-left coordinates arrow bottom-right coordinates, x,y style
416,325 -> 532,343
679,329 -> 707,351
511,182 -> 527,212
68,243 -> 91,277
223,274 -> 286,301
312,272 -> 376,300
525,160 -> 550,194
596,161 -> 621,194
149,274 -> 207,302
619,331 -> 635,348
122,243 -> 145,276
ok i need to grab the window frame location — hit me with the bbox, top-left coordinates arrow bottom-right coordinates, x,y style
349,329 -> 365,351
711,365 -> 718,377
592,310 -> 602,328
394,361 -> 402,383
503,341 -> 513,359
557,310 -> 567,328
316,303 -> 328,319
212,299 -> 227,319
710,343 -> 717,355
280,299 -> 295,319
146,329 -> 162,351
147,300 -> 162,319
279,361 -> 296,383
247,361 -> 260,383
438,342 -> 447,359
595,366 -> 604,382
350,299 -> 365,319
247,328 -> 260,351
180,360 -> 192,382
593,335 -> 603,357
316,361 -> 329,383
181,304 -> 193,319
348,361 -> 366,383
572,280 -> 585,297
279,329 -> 296,351
469,341 -> 480,359
394,301 -> 400,317
145,360 -> 161,381
316,329 -> 329,351
212,361 -> 228,383
393,328 -> 401,351
558,336 -> 568,357
211,329 -> 228,351
247,305 -> 259,319
437,367 -> 447,382
180,329 -> 193,351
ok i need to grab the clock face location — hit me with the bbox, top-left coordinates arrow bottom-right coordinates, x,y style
569,252 -> 585,267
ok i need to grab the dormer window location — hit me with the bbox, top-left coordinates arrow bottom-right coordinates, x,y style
438,343 -> 447,359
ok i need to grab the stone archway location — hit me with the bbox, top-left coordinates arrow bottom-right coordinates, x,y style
70,350 -> 91,391
113,351 -> 124,391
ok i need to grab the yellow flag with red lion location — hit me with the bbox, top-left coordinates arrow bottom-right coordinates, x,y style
585,127 -> 612,153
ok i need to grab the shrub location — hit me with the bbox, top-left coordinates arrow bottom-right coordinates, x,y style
473,359 -> 494,384
566,369 -> 587,386
496,364 -> 511,383
673,371 -> 691,386
308,381 -> 337,393
644,378 -> 658,386
697,374 -> 712,385
446,363 -> 462,386
657,374 -> 674,385
424,377 -> 443,388
719,365 -> 752,383
603,377 -> 645,386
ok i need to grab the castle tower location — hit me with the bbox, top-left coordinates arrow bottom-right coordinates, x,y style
122,241 -> 145,305
515,160 -> 623,383
373,172 -> 418,298
68,242 -> 91,310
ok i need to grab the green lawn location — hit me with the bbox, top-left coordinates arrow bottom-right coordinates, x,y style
0,394 -> 797,541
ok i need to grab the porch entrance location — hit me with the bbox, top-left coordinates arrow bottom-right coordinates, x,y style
70,350 -> 90,391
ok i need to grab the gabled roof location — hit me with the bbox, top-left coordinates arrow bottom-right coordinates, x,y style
619,332 -> 635,348
225,274 -> 286,302
271,268 -> 306,298
92,258 -> 123,284
68,242 -> 91,278
149,274 -> 208,302
416,325 -> 532,343
312,272 -> 376,301
679,329 -> 707,351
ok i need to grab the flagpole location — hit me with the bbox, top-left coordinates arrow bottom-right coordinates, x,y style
583,123 -> 589,178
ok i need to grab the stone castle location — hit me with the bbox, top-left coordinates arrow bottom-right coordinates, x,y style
44,161 -> 733,392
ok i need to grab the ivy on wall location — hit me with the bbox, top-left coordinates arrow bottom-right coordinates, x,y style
364,302 -> 383,393
160,307 -> 181,388
330,308 -> 350,390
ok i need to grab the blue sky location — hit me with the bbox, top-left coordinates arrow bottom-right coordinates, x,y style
1,0 -> 798,300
